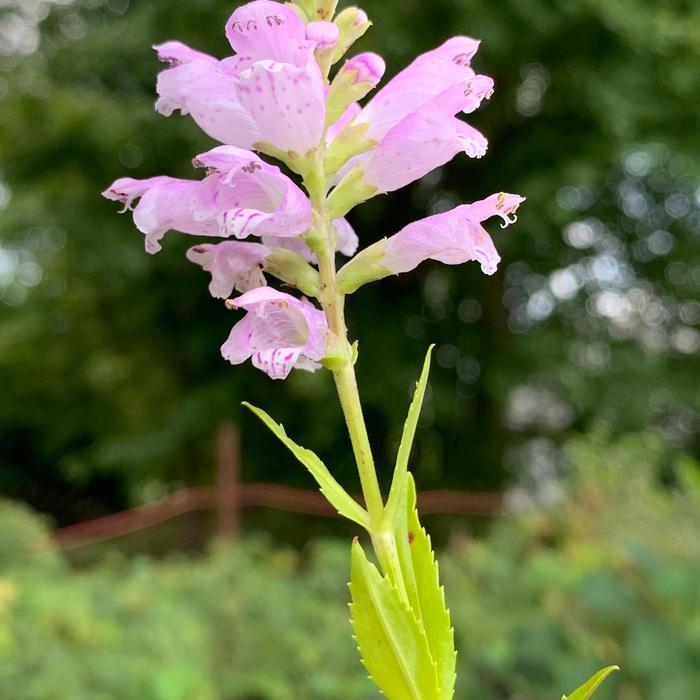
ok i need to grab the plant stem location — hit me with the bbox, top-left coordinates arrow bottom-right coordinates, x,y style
308,152 -> 384,531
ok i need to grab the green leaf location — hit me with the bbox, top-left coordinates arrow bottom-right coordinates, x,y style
390,474 -> 456,699
562,666 -> 620,700
243,402 -> 369,530
349,539 -> 441,700
384,345 -> 435,526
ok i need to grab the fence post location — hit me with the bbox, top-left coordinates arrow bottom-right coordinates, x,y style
216,422 -> 241,539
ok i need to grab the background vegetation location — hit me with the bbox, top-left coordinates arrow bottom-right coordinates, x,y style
2,432 -> 699,699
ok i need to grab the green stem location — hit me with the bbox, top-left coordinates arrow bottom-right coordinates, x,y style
308,151 -> 384,531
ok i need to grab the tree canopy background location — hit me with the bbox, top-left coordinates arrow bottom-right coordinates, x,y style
1,0 -> 699,527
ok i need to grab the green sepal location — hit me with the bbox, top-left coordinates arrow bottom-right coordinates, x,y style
561,666 -> 620,700
253,141 -> 312,177
323,122 -> 376,178
327,165 -> 377,219
337,238 -> 392,294
325,68 -> 376,126
332,7 -> 372,64
349,539 -> 441,700
263,248 -> 320,298
243,403 -> 370,530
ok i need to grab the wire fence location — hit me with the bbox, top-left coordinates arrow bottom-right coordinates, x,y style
54,423 -> 503,549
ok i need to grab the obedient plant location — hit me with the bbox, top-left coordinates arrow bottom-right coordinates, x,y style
104,1 -> 617,696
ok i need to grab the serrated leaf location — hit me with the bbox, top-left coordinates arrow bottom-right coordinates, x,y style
243,402 -> 369,530
394,474 -> 456,700
349,539 -> 441,700
384,345 -> 434,525
561,666 -> 620,700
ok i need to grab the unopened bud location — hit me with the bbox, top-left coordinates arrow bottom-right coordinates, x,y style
332,7 -> 371,64
326,52 -> 385,125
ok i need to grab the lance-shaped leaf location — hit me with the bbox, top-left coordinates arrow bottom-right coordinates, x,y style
349,539 -> 441,700
393,474 -> 456,700
561,666 -> 620,700
243,402 -> 369,530
383,345 -> 434,526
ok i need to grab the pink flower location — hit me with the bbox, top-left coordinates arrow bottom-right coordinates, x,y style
221,287 -> 329,379
225,1 -> 315,71
102,146 -> 312,253
154,42 -> 262,148
186,241 -> 270,298
359,97 -> 489,194
103,176 -> 218,254
191,146 -> 311,239
358,36 -> 485,141
154,1 -> 328,154
339,36 -> 494,194
305,21 -> 340,52
383,192 -> 524,276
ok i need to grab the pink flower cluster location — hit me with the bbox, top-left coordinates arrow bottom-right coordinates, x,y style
103,0 -> 523,380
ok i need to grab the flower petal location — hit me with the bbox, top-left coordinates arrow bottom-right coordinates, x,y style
333,218 -> 359,257
359,36 -> 482,141
193,146 -> 312,238
154,45 -> 262,147
382,193 -> 525,276
360,101 -> 488,193
235,59 -> 326,155
186,241 -> 269,298
252,347 -> 303,379
225,0 -> 313,69
223,287 -> 328,378
103,176 -> 219,253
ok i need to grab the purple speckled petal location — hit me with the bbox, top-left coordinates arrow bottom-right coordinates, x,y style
222,287 -> 329,379
193,146 -> 312,238
225,1 -> 314,69
186,241 -> 269,298
235,59 -> 326,155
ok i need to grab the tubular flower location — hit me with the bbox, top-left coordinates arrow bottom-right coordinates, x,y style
337,193 -> 525,294
103,176 -> 219,254
186,241 -> 270,298
329,37 -> 494,207
103,147 -> 311,253
383,192 -> 524,275
191,146 -> 312,239
154,1 -> 328,154
221,287 -> 329,379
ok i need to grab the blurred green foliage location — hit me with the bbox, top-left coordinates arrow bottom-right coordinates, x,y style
0,0 -> 699,523
1,431 -> 698,699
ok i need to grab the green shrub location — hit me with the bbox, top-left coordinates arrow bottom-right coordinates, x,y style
0,431 -> 698,699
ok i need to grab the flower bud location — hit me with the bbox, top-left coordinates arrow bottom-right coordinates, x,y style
332,7 -> 372,64
326,52 -> 385,125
